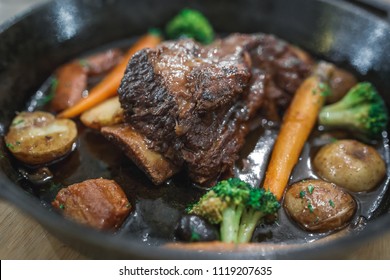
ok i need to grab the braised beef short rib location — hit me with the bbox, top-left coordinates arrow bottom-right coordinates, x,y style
118,33 -> 312,185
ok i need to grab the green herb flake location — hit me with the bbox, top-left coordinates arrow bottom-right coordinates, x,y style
11,119 -> 24,126
49,182 -> 63,192
52,77 -> 59,91
126,203 -> 131,208
330,137 -> 338,143
308,202 -> 314,213
299,190 -> 306,198
312,89 -> 318,95
190,229 -> 201,242
318,82 -> 331,97
37,77 -> 58,107
6,143 -> 15,150
79,59 -> 89,68
308,185 -> 314,194
59,204 -> 65,210
329,200 -> 335,208
16,141 -> 21,146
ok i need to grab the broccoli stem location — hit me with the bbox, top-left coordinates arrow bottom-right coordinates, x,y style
319,105 -> 371,130
220,204 -> 244,243
237,209 -> 263,243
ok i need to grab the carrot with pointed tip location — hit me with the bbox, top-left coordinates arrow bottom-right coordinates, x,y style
263,62 -> 334,201
57,31 -> 162,119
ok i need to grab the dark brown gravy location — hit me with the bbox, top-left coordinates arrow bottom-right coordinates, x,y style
11,41 -> 390,247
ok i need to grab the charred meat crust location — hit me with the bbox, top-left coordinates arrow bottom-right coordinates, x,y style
119,50 -> 180,163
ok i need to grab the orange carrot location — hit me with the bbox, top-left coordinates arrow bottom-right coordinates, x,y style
263,63 -> 333,200
58,32 -> 162,119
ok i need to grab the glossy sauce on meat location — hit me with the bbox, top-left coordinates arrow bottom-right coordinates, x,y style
8,38 -> 390,246
119,34 -> 312,186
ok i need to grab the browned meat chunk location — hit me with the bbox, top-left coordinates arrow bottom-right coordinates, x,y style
52,178 -> 131,230
118,33 -> 313,185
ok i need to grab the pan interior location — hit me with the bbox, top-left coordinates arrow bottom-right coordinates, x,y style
1,0 -> 390,258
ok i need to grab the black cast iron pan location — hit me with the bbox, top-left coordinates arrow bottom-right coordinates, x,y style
1,0 -> 390,259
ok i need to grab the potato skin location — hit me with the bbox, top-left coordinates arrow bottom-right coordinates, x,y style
313,140 -> 386,192
5,111 -> 77,165
52,178 -> 131,230
284,179 -> 356,232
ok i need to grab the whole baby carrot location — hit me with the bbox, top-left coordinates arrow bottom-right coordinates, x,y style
263,62 -> 333,200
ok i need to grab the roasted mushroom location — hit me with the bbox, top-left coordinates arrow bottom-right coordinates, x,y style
284,179 -> 356,232
327,67 -> 357,104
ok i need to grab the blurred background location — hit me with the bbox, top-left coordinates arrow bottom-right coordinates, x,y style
0,0 -> 47,22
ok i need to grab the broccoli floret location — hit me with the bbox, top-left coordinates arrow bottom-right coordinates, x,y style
165,8 -> 214,44
188,178 -> 280,243
319,82 -> 388,137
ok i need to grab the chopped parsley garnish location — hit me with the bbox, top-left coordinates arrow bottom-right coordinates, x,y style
59,204 -> 65,210
190,230 -> 201,242
307,202 -> 314,213
308,185 -> 314,194
15,141 -> 21,145
329,200 -> 335,208
299,190 -> 306,198
36,77 -> 58,107
12,119 -> 24,126
6,143 -> 15,150
79,59 -> 89,68
319,82 -> 331,97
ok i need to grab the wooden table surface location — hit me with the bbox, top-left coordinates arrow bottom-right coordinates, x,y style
1,0 -> 390,260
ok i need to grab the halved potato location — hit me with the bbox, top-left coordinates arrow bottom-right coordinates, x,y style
5,111 -> 77,165
80,96 -> 123,130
